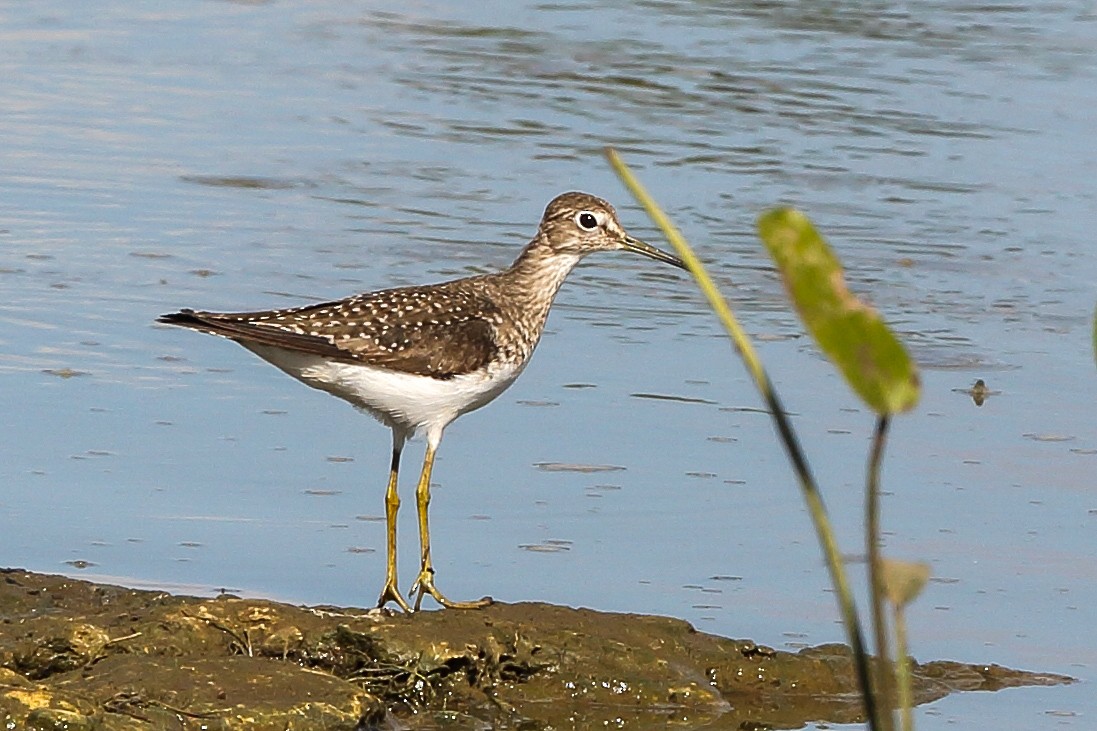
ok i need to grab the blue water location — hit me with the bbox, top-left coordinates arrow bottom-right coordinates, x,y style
2,2 -> 1095,728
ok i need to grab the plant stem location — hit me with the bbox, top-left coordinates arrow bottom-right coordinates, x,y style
894,605 -> 915,731
867,415 -> 896,731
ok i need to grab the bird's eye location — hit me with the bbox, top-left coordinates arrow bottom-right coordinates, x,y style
576,211 -> 599,230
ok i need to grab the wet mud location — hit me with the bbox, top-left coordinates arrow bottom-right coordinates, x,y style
0,569 -> 1071,730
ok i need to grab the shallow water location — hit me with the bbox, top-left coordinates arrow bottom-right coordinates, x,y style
2,2 -> 1095,728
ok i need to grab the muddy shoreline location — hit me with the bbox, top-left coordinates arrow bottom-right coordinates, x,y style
0,568 -> 1071,730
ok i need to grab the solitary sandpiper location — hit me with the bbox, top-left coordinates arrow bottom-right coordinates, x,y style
158,191 -> 687,612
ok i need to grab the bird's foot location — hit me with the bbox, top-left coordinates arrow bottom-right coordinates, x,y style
376,579 -> 414,613
409,568 -> 493,610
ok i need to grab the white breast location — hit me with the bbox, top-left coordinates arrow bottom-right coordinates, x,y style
240,342 -> 525,443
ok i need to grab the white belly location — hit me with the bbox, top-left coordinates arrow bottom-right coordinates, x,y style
241,342 -> 524,441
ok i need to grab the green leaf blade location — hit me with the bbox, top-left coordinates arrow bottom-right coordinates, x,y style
758,208 -> 921,415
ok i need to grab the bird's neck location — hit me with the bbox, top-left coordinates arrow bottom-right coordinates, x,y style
497,236 -> 583,328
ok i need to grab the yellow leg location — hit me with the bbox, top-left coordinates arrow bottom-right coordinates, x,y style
376,443 -> 413,613
409,443 -> 492,610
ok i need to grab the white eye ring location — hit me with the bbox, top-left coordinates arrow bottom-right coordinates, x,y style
575,210 -> 601,231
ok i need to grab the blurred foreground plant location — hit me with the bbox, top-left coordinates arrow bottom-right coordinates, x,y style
607,148 -> 927,731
